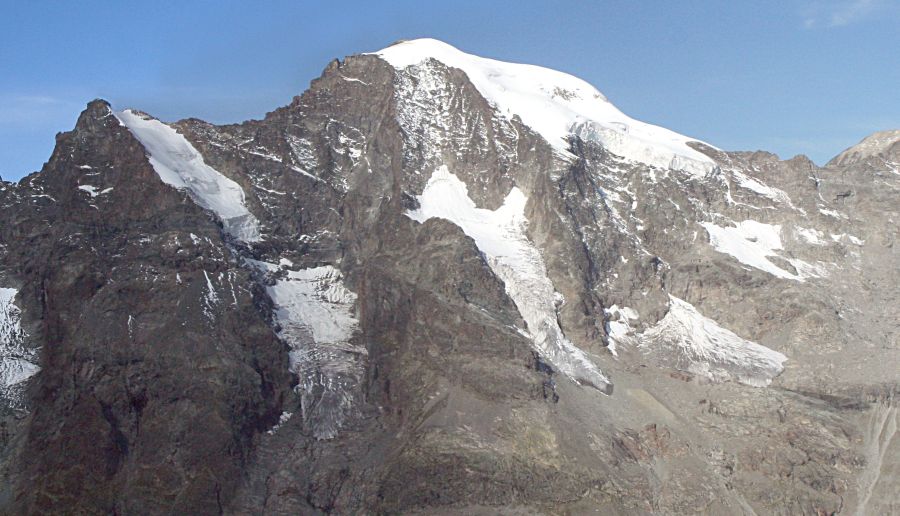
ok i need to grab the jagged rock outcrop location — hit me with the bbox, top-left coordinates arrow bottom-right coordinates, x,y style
1,39 -> 897,514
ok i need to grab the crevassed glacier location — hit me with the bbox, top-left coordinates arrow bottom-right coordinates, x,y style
1,287 -> 40,408
247,260 -> 365,439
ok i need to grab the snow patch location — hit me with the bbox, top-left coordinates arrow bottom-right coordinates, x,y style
796,227 -> 826,245
702,220 -> 825,281
1,288 -> 40,407
640,296 -> 787,386
406,166 -> 611,393
78,185 -> 99,197
77,185 -> 113,198
732,170 -> 793,204
202,271 -> 219,321
340,75 -> 369,85
266,411 -> 294,435
604,305 -> 639,356
818,206 -> 846,219
248,260 -> 364,439
374,39 -> 716,175
831,233 -> 865,246
115,110 -> 261,241
245,149 -> 282,162
289,165 -> 321,182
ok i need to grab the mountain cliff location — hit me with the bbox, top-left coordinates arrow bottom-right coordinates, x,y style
1,38 -> 897,514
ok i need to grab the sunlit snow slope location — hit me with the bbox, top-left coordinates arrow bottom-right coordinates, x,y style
641,296 -> 788,386
406,166 -> 612,393
374,38 -> 716,175
116,109 -> 262,242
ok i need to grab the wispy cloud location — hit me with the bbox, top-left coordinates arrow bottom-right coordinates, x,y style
0,94 -> 83,127
802,0 -> 893,28
12,95 -> 65,106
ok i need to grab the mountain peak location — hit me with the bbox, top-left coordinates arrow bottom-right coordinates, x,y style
369,38 -> 717,175
828,129 -> 900,166
73,98 -> 114,128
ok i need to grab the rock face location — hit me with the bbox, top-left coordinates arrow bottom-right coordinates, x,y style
0,38 -> 897,514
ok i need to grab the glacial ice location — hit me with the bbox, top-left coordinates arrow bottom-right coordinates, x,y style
116,109 -> 262,242
247,260 -> 365,439
1,287 -> 40,406
604,304 -> 639,356
406,166 -> 612,393
374,38 -> 716,176
640,296 -> 787,386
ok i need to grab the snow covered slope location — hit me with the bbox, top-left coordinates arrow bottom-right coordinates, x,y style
374,38 -> 716,175
247,260 -> 364,439
640,296 -> 787,386
116,110 -> 261,241
702,220 -> 825,281
407,166 -> 611,393
1,287 -> 39,406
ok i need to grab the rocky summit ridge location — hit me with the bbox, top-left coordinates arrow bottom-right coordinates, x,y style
0,38 -> 898,514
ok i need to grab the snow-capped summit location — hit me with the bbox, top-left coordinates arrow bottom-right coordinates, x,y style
373,38 -> 716,175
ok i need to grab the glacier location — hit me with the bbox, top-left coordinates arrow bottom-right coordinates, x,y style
247,260 -> 365,439
374,38 -> 716,176
0,287 -> 40,407
640,296 -> 787,386
116,109 -> 262,242
406,166 -> 612,393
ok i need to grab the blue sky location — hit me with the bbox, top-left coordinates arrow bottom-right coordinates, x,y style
2,0 -> 898,180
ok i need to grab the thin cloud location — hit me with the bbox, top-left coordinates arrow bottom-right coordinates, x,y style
0,94 -> 82,126
13,95 -> 64,105
802,0 -> 893,28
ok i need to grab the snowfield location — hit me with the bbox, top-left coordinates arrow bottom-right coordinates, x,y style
702,220 -> 825,281
640,296 -> 787,386
407,166 -> 612,393
247,260 -> 365,439
374,38 -> 716,176
116,109 -> 262,242
1,288 -> 40,405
